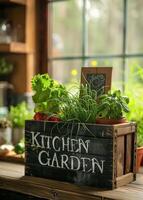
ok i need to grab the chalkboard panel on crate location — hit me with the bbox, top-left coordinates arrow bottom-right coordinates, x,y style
25,120 -> 136,189
81,67 -> 112,95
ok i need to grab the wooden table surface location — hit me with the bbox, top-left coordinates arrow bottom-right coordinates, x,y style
0,161 -> 143,200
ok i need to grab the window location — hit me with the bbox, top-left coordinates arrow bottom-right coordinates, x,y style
46,0 -> 143,90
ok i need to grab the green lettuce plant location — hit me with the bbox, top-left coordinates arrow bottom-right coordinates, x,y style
31,74 -> 68,115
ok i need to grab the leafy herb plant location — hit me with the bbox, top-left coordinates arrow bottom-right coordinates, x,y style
31,74 -> 130,124
97,90 -> 130,119
32,74 -> 68,115
60,85 -> 98,123
9,102 -> 32,128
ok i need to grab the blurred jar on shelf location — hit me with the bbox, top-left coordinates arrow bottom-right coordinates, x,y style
0,19 -> 13,43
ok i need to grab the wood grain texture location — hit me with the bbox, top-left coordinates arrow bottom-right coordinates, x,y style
0,162 -> 143,200
125,134 -> 132,173
117,136 -> 125,177
0,189 -> 47,200
0,43 -> 27,53
116,125 -> 136,136
116,173 -> 134,188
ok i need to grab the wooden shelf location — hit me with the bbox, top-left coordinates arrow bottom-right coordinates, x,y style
0,0 -> 27,6
0,42 -> 27,53
0,0 -> 36,93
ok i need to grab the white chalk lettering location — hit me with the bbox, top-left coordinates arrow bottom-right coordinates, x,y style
52,136 -> 61,152
91,158 -> 105,174
38,150 -> 49,165
70,138 -> 78,152
81,157 -> 91,172
62,137 -> 70,151
31,132 -> 105,174
51,152 -> 60,168
45,136 -> 52,149
70,156 -> 80,170
61,154 -> 69,169
31,132 -> 41,148
79,139 -> 90,153
37,150 -> 105,174
40,135 -> 45,148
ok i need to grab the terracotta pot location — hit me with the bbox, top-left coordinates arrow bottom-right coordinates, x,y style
96,118 -> 127,125
136,147 -> 143,172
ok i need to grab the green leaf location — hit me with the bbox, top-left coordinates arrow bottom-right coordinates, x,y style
31,74 -> 68,114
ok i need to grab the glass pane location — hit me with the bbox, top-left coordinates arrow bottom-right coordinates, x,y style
125,58 -> 143,124
127,1 -> 143,53
50,0 -> 83,57
49,60 -> 82,89
86,59 -> 123,89
125,58 -> 143,86
87,0 -> 123,55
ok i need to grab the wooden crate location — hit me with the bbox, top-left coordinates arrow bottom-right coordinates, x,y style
25,120 -> 136,189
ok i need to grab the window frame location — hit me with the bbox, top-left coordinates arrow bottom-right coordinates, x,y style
39,0 -> 143,90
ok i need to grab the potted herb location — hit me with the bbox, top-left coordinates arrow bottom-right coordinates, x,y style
96,90 -> 130,124
60,84 -> 98,123
0,57 -> 13,81
9,102 -> 32,145
0,118 -> 12,145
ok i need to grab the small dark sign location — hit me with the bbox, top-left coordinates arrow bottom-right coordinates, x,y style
81,67 -> 112,95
